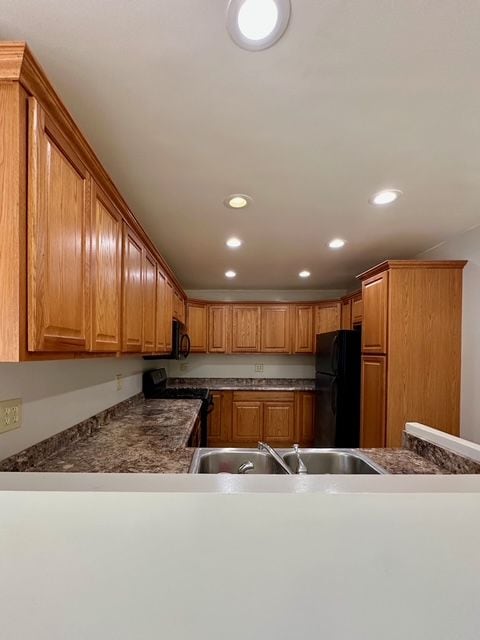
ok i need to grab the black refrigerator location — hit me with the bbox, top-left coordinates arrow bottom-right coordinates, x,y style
314,329 -> 361,447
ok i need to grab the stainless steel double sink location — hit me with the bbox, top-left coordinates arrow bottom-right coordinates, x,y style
189,447 -> 386,475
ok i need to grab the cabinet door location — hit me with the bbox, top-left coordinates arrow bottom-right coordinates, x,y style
263,401 -> 295,445
90,182 -> 122,352
362,271 -> 388,353
263,402 -> 295,444
351,296 -> 363,325
142,252 -> 157,352
28,97 -> 90,352
341,300 -> 352,330
208,305 -> 230,353
155,269 -> 167,352
173,290 -> 185,323
314,302 -> 341,336
232,401 -> 262,442
207,391 -> 232,445
260,305 -> 291,353
187,302 -> 207,353
122,224 -> 143,352
164,281 -> 173,351
293,305 -> 314,353
295,391 -> 316,446
231,306 -> 260,353
360,355 -> 387,447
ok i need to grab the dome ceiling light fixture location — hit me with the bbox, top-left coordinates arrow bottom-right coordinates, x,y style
226,0 -> 291,52
299,270 -> 311,278
369,189 -> 403,206
225,270 -> 237,278
226,237 -> 243,248
328,238 -> 346,249
224,194 -> 251,209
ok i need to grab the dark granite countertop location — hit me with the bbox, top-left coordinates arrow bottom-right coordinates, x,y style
23,399 -> 201,474
2,392 -> 467,476
167,377 -> 316,392
361,448 -> 445,474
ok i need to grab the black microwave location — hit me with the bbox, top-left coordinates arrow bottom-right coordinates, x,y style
171,320 -> 191,360
143,320 -> 191,361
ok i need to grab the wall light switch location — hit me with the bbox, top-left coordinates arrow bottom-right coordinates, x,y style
255,363 -> 264,373
0,398 -> 22,434
115,374 -> 123,391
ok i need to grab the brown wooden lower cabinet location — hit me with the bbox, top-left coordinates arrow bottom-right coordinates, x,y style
232,401 -> 263,443
263,402 -> 295,443
360,355 -> 387,447
295,391 -> 316,445
207,390 -> 315,447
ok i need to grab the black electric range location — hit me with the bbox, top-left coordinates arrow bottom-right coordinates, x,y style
142,369 -> 212,446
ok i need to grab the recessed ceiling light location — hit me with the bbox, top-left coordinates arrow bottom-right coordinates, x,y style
226,237 -> 242,248
369,189 -> 403,206
225,270 -> 237,278
224,194 -> 251,209
299,270 -> 311,278
329,238 -> 346,249
226,0 -> 291,52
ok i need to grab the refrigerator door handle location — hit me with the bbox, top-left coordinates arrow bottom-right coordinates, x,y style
330,335 -> 339,375
330,377 -> 338,415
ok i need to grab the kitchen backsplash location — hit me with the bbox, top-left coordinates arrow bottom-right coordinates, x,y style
165,354 -> 315,379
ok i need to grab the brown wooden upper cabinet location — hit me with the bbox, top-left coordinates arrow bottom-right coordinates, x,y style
361,271 -> 388,353
208,305 -> 230,353
1,43 -> 189,361
90,181 -> 122,352
155,269 -> 167,353
260,305 -> 291,353
314,302 -> 341,336
231,305 -> 261,353
351,294 -> 363,325
28,97 -> 91,352
122,224 -> 144,352
173,290 -> 185,324
164,280 -> 174,352
187,302 -> 208,353
293,305 -> 314,353
142,252 -> 157,353
341,299 -> 352,330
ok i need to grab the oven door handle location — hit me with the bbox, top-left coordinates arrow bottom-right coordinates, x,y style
206,397 -> 215,414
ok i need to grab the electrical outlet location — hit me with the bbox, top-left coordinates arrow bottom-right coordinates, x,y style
255,363 -> 264,373
180,363 -> 190,372
115,374 -> 123,391
0,398 -> 22,434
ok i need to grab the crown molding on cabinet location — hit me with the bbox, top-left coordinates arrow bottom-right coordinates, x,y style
357,260 -> 468,281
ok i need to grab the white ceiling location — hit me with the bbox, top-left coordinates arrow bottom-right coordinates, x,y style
2,0 -> 480,289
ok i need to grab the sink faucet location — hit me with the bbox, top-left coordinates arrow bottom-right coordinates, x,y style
257,442 -> 294,475
293,444 -> 307,474
238,461 -> 254,474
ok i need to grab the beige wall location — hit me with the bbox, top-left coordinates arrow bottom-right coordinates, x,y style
185,289 -> 346,301
0,357 -> 161,460
167,354 -> 315,379
417,224 -> 480,443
